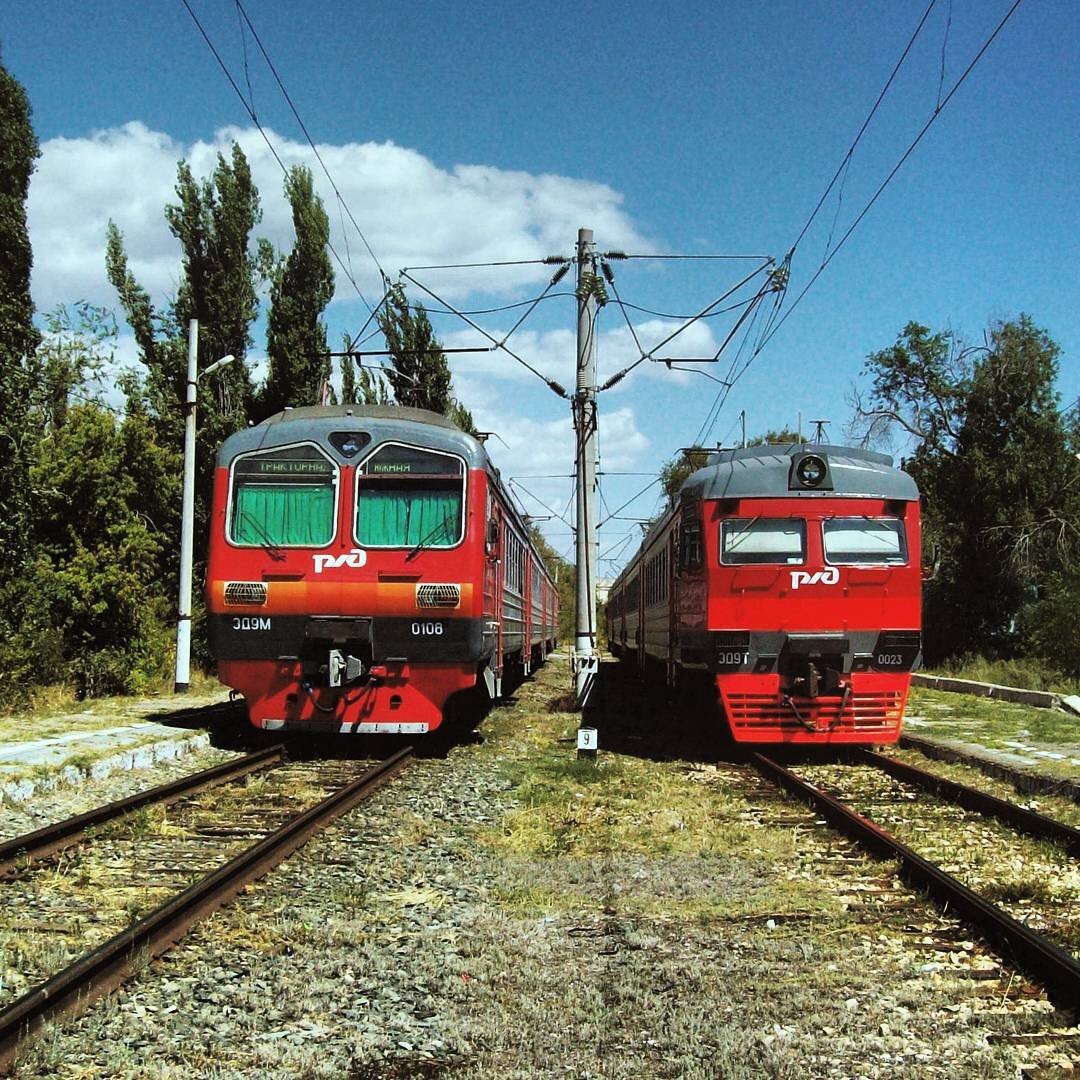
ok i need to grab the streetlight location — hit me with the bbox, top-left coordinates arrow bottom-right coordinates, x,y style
175,317 -> 234,692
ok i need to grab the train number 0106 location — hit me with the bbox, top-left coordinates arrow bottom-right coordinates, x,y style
411,621 -> 444,636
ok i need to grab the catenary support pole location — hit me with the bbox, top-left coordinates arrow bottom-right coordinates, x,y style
573,228 -> 600,705
175,319 -> 198,693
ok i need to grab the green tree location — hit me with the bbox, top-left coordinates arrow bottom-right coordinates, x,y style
258,166 -> 335,419
854,316 -> 1079,663
339,337 -> 392,406
377,283 -> 452,412
0,61 -> 41,579
376,282 -> 478,433
107,144 -> 267,581
0,306 -> 179,701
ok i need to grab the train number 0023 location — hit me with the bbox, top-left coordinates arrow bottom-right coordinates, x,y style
876,653 -> 905,666
411,621 -> 444,636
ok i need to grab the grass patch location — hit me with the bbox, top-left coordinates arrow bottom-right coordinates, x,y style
931,654 -> 1080,695
907,687 -> 1080,772
0,674 -> 228,744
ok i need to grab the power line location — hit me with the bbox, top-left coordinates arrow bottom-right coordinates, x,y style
179,0 -> 379,313
787,0 -> 939,256
760,0 -> 1024,352
399,268 -> 570,397
234,0 -> 385,284
688,0 -> 1023,445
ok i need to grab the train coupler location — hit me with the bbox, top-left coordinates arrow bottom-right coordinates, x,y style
328,649 -> 366,687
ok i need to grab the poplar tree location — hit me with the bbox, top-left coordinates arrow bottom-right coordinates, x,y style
378,283 -> 453,412
0,61 -> 41,577
258,166 -> 335,419
377,283 -> 477,433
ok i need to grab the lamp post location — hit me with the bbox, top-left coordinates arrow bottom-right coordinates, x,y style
175,317 -> 234,693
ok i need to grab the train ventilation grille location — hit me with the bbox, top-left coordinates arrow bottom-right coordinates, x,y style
224,581 -> 268,606
724,691 -> 903,732
417,583 -> 461,609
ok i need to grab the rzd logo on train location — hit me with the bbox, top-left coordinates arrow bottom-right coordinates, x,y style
789,567 -> 840,590
312,549 -> 368,574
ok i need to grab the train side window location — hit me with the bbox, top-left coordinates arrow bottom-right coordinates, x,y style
720,518 -> 806,565
229,442 -> 338,548
679,517 -> 704,572
823,518 -> 907,565
355,443 -> 465,548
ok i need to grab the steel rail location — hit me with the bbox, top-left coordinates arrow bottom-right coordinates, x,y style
0,744 -> 285,878
752,753 -> 1080,1011
901,733 -> 1080,805
858,749 -> 1080,858
0,747 -> 412,1073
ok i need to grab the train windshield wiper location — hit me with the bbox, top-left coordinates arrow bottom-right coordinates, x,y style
239,511 -> 286,562
405,512 -> 456,563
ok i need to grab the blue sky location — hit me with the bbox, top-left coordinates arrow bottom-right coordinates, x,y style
5,0 -> 1077,572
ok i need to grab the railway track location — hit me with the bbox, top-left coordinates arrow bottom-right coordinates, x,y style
0,744 -> 285,878
752,748 -> 1080,1011
0,747 -> 412,1073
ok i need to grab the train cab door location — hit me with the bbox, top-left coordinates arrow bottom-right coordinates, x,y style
483,493 -> 504,698
523,549 -> 533,676
667,529 -> 678,687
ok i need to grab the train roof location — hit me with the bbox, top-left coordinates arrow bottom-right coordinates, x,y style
215,404 -> 493,470
683,442 -> 919,503
613,442 -> 920,588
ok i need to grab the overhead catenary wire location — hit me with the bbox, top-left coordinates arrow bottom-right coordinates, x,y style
399,269 -> 569,398
179,0 -> 380,314
758,0 -> 1025,353
234,0 -> 386,284
684,0 -> 1022,450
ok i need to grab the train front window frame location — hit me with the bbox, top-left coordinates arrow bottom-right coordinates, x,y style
720,518 -> 806,565
823,517 -> 907,566
227,441 -> 339,549
354,441 -> 467,550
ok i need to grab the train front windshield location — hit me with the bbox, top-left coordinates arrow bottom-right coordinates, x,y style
355,443 -> 465,549
229,444 -> 338,547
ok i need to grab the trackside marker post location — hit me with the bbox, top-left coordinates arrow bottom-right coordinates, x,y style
577,726 -> 598,759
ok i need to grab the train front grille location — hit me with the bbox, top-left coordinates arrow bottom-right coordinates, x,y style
723,690 -> 904,734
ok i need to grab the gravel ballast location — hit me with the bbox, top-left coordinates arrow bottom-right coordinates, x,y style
7,659 -> 1079,1078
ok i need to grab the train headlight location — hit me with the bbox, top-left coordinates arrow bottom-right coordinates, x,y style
790,452 -> 832,490
797,455 -> 826,486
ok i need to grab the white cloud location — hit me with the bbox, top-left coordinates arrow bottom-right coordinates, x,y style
28,122 -> 651,313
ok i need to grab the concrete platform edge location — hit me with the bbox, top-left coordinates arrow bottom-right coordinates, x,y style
911,673 -> 1063,711
1,732 -> 211,804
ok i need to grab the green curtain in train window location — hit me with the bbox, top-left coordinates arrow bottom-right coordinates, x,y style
357,487 -> 462,547
233,484 -> 335,546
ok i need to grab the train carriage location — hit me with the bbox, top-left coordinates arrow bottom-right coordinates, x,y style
607,443 -> 921,744
207,405 -> 557,734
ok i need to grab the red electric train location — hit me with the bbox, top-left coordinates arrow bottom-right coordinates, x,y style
206,405 -> 558,734
606,443 -> 921,744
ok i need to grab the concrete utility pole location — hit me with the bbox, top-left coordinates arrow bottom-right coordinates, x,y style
175,318 -> 234,693
573,228 -> 600,705
175,319 -> 200,693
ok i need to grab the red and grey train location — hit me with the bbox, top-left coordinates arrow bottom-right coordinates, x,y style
606,444 -> 921,744
206,405 -> 558,734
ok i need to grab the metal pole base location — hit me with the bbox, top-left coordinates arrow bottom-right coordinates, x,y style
572,650 -> 599,708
